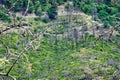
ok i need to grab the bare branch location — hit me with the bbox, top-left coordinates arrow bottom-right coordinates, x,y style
24,0 -> 30,16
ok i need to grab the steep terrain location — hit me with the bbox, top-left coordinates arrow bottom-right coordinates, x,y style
0,0 -> 120,80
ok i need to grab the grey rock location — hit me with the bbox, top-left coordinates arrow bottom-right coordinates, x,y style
51,78 -> 59,80
110,49 -> 118,53
106,59 -> 116,65
109,76 -> 117,80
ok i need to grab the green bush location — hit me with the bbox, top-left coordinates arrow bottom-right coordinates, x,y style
34,17 -> 41,21
98,10 -> 109,20
96,3 -> 107,12
110,8 -> 118,15
0,11 -> 11,23
115,13 -> 120,18
35,7 -> 42,16
107,17 -> 117,25
47,5 -> 58,20
83,4 -> 92,14
116,4 -> 120,12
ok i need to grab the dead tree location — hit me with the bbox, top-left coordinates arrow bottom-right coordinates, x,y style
0,0 -> 33,79
55,24 -> 58,52
81,21 -> 88,47
74,28 -> 79,49
65,1 -> 74,48
91,4 -> 97,36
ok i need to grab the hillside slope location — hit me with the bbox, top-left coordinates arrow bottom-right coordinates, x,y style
0,0 -> 120,80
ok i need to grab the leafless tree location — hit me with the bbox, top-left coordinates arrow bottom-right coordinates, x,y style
73,28 -> 79,49
91,4 -> 97,36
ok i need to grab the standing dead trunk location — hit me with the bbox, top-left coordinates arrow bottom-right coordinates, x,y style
91,4 -> 97,36
74,29 -> 79,49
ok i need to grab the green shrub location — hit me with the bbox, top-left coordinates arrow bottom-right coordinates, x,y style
83,5 -> 92,14
116,4 -> 120,12
96,3 -> 107,12
98,10 -> 109,20
34,17 -> 41,21
0,11 -> 11,23
35,7 -> 42,16
115,13 -> 120,18
47,5 -> 58,20
107,17 -> 117,25
110,8 -> 118,15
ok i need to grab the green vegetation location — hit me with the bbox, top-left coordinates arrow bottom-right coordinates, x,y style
0,31 -> 120,79
0,7 -> 11,23
0,0 -> 120,80
74,0 -> 120,27
1,0 -> 120,25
